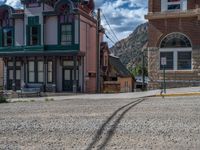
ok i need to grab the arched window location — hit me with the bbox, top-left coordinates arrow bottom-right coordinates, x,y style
160,33 -> 191,48
0,10 -> 14,47
160,33 -> 192,70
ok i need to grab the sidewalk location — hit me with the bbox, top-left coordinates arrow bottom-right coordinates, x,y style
9,87 -> 200,103
156,86 -> 200,97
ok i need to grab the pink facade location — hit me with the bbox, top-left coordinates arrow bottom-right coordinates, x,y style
0,0 -> 101,93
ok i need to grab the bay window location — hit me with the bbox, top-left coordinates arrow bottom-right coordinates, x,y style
61,24 -> 72,45
59,4 -> 74,45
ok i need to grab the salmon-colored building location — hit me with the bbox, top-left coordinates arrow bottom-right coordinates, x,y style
0,0 -> 101,93
100,42 -> 134,93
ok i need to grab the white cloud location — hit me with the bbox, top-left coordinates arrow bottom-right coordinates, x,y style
98,0 -> 148,46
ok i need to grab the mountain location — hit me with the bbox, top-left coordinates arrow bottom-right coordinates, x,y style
110,23 -> 148,71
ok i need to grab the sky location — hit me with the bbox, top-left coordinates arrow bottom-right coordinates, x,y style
95,0 -> 148,46
1,0 -> 148,46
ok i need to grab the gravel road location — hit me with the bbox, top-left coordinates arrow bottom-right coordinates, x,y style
0,96 -> 200,150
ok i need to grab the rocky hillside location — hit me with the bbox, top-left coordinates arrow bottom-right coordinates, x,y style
110,23 -> 148,70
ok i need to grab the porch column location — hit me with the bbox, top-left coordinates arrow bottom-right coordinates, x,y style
12,57 -> 16,91
81,56 -> 84,93
73,56 -> 77,93
44,57 -> 47,92
4,58 -> 8,90
52,56 -> 57,92
24,57 -> 27,86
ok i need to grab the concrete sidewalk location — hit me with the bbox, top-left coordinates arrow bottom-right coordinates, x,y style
157,86 -> 200,97
9,86 -> 200,102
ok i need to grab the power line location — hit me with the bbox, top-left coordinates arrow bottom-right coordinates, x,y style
101,10 -> 120,42
104,33 -> 116,45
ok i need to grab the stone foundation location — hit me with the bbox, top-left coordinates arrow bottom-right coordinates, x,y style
148,47 -> 200,90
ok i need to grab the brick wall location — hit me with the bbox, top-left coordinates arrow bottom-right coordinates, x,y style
147,1 -> 200,89
149,0 -> 200,12
149,17 -> 200,47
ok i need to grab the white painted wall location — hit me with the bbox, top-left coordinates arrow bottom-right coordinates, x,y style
15,19 -> 24,46
44,4 -> 54,12
44,16 -> 58,45
75,17 -> 79,44
80,21 -> 87,52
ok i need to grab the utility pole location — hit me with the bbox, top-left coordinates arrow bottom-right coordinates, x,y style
96,8 -> 101,93
142,51 -> 145,91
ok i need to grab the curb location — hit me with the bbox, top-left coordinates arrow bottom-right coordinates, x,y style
155,92 -> 200,97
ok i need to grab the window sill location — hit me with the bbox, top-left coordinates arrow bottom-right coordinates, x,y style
159,70 -> 194,73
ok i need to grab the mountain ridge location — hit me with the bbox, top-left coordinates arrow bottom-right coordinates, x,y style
110,22 -> 148,70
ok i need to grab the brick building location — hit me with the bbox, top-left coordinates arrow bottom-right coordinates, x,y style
145,0 -> 200,89
0,0 -> 102,93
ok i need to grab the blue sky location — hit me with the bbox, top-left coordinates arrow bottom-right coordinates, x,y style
95,0 -> 148,46
1,0 -> 148,46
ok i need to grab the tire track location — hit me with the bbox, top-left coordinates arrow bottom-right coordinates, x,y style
86,98 -> 146,150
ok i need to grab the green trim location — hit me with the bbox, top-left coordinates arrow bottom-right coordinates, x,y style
24,45 -> 44,51
0,44 -> 79,53
0,46 -> 23,52
28,16 -> 39,25
44,44 -> 79,51
0,27 -> 15,47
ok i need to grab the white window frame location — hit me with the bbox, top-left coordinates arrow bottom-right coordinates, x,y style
161,0 -> 187,12
160,48 -> 192,71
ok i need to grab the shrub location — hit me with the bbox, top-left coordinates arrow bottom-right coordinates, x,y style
0,96 -> 8,103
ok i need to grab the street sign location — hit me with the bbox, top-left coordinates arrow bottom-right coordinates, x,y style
161,57 -> 167,66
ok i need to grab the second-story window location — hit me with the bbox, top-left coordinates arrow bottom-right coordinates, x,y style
30,26 -> 39,45
27,16 -> 41,46
59,4 -> 74,46
3,28 -> 13,47
0,11 -> 14,47
167,0 -> 181,10
161,0 -> 187,12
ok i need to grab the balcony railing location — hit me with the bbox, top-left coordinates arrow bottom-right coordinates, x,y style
145,8 -> 200,20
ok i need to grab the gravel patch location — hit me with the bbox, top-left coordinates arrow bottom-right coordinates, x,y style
0,96 -> 200,150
